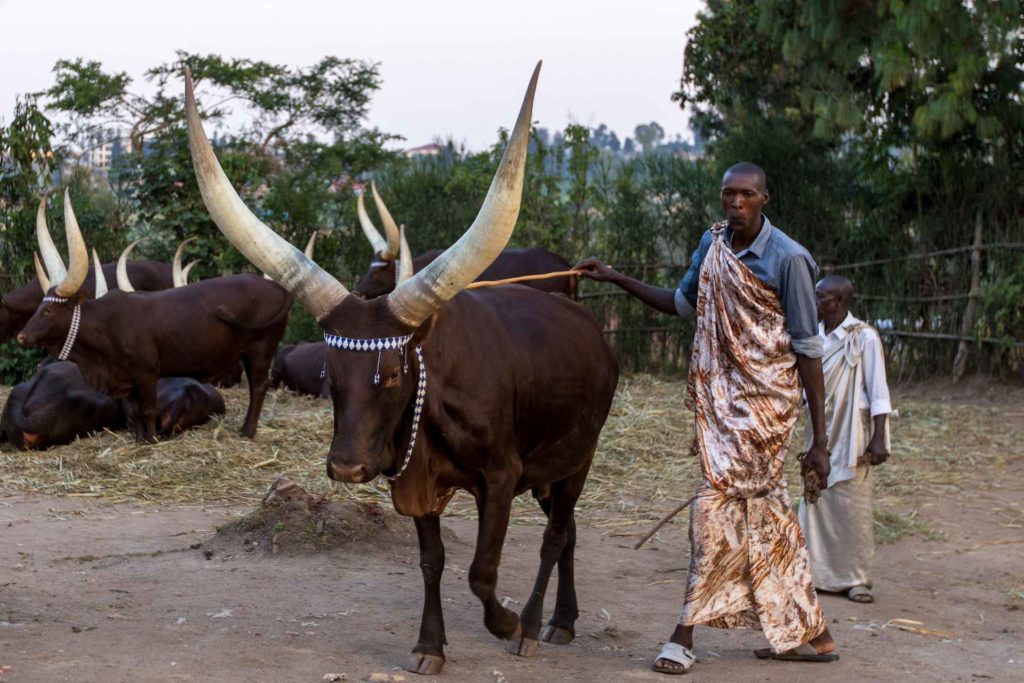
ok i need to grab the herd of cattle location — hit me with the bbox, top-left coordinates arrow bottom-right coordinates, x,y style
1,63 -> 623,675
1,151 -> 574,449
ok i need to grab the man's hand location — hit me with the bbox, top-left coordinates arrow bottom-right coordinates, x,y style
801,442 -> 831,487
571,257 -> 679,315
865,433 -> 889,466
573,257 -> 620,283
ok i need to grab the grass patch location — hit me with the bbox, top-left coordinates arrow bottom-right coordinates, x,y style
873,509 -> 948,544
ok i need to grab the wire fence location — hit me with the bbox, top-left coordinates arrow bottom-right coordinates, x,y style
581,242 -> 1024,380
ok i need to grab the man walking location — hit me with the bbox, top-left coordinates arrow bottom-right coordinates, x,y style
799,275 -> 892,603
575,162 -> 838,674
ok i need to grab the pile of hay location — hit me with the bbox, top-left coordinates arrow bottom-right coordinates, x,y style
2,376 -> 1020,533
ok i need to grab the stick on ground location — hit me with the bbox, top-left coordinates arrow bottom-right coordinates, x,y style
633,494 -> 698,550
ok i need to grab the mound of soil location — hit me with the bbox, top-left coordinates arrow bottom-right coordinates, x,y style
211,476 -> 414,556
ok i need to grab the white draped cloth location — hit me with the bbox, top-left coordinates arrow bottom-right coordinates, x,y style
799,313 -> 892,592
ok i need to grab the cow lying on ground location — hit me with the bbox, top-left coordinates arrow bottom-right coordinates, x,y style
354,185 -> 577,299
0,360 -> 124,450
0,198 -> 173,343
124,378 -> 226,439
1,362 -> 225,450
16,191 -> 292,442
270,341 -> 329,398
187,62 -> 619,675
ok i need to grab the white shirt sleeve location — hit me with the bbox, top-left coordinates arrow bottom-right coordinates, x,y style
860,329 -> 892,416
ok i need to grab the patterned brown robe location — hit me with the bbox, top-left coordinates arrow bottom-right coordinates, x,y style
678,226 -> 826,652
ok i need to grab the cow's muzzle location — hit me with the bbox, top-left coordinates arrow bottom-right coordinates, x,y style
326,460 -> 376,484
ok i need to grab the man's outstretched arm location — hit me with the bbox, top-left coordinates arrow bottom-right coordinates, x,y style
574,257 -> 681,316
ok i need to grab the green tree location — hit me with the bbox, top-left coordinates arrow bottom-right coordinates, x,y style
633,122 -> 665,153
41,53 -> 385,157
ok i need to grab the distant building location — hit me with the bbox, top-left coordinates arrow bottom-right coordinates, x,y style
404,143 -> 442,158
65,130 -> 133,178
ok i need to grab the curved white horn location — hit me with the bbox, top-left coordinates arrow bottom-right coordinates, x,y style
36,193 -> 67,284
173,236 -> 198,287
304,231 -> 317,259
54,190 -> 90,297
388,62 -> 541,326
357,191 -> 388,255
370,182 -> 401,260
116,238 -> 145,292
33,252 -> 50,294
397,225 -> 413,285
182,259 -> 201,284
92,249 -> 108,298
184,67 -> 348,321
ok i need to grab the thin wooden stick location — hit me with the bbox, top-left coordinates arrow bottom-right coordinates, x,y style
633,494 -> 698,550
465,269 -> 582,289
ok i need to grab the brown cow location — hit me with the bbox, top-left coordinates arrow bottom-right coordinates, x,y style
354,186 -> 577,299
0,360 -> 125,450
0,199 -> 173,342
124,377 -> 226,438
1,361 -> 226,449
270,341 -> 329,398
16,191 -> 292,442
187,63 -> 619,675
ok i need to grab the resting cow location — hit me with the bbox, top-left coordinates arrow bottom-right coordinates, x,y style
270,341 -> 329,398
16,192 -> 293,442
0,360 -> 124,450
0,198 -> 173,343
124,378 -> 226,439
354,186 -> 577,299
187,63 -> 618,675
1,363 -> 227,449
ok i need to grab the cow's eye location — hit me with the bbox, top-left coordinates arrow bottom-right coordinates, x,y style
382,369 -> 401,388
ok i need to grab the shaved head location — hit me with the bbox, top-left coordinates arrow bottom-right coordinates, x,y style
817,274 -> 854,305
723,162 -> 767,192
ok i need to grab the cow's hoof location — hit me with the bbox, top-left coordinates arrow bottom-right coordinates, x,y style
404,653 -> 445,676
505,636 -> 539,658
539,624 -> 575,645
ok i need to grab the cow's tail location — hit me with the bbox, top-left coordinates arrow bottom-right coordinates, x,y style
215,293 -> 294,331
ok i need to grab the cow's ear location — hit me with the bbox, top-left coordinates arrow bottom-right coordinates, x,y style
72,290 -> 88,305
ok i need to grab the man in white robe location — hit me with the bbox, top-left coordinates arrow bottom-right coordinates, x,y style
799,275 -> 892,603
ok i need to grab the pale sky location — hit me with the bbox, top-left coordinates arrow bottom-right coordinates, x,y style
0,0 -> 703,151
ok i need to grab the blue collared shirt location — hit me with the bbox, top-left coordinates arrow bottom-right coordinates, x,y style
674,216 -> 823,357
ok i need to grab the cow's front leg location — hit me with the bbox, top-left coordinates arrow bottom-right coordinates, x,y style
405,515 -> 447,676
468,476 -> 520,644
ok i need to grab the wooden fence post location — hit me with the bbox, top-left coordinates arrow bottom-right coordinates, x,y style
952,212 -> 984,382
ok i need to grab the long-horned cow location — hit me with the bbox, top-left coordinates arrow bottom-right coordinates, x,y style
1,360 -> 226,449
187,63 -> 619,675
354,186 -> 577,299
0,198 -> 174,343
16,192 -> 293,442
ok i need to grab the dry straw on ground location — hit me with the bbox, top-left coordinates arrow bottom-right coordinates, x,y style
1,375 -> 1020,536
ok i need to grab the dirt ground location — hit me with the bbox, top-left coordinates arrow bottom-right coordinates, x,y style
1,380 -> 1022,682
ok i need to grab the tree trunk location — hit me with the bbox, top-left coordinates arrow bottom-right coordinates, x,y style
952,211 -> 983,382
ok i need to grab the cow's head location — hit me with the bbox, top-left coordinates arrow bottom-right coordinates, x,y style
18,191 -> 92,350
353,184 -> 402,299
0,195 -> 67,342
185,62 -> 539,483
